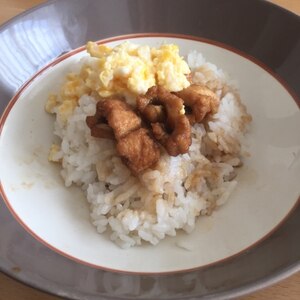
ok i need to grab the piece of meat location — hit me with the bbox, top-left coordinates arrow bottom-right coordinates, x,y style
100,99 -> 141,139
86,115 -> 114,139
86,98 -> 141,139
140,103 -> 165,123
137,89 -> 164,123
174,84 -> 219,124
138,86 -> 183,129
86,97 -> 161,174
116,128 -> 160,174
137,86 -> 191,156
152,115 -> 191,156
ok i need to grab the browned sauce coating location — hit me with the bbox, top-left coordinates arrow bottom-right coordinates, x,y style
86,98 -> 160,174
174,84 -> 219,124
86,114 -> 114,139
87,98 -> 141,139
137,86 -> 191,156
151,115 -> 191,156
117,128 -> 161,174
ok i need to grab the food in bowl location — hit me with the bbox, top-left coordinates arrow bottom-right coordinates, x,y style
46,41 -> 252,248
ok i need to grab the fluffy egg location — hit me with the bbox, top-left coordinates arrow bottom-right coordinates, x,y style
46,41 -> 191,122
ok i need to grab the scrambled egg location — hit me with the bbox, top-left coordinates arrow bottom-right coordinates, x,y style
85,42 -> 190,96
46,41 -> 191,122
48,143 -> 61,162
152,44 -> 191,92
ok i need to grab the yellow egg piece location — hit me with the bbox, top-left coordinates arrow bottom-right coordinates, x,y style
48,41 -> 191,118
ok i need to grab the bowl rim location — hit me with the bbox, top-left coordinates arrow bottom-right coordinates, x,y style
0,0 -> 299,298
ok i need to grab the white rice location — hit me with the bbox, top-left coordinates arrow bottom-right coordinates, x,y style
51,51 -> 251,248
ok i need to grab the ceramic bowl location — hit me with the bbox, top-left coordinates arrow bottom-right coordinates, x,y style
0,1 -> 299,299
